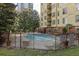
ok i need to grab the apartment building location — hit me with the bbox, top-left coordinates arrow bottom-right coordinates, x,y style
40,3 -> 79,32
40,3 -> 52,27
16,3 -> 33,12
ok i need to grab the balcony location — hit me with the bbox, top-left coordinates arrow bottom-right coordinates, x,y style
47,15 -> 51,20
47,3 -> 51,10
47,13 -> 51,20
47,20 -> 51,26
47,13 -> 51,16
47,6 -> 51,17
47,9 -> 51,14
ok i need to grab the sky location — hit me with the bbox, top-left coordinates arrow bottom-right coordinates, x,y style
33,3 -> 40,15
15,3 -> 40,15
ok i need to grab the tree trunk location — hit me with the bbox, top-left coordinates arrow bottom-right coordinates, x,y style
7,31 -> 11,48
0,32 -> 6,47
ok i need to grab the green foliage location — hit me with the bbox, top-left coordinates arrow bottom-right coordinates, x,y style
18,9 -> 39,32
63,24 -> 73,33
11,15 -> 19,33
65,24 -> 73,29
63,27 -> 67,33
0,3 -> 16,32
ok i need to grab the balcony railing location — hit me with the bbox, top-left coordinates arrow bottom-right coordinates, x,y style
47,3 -> 51,10
47,20 -> 51,26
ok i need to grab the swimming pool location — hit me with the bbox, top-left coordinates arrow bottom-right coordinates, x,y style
23,33 -> 61,50
25,33 -> 56,41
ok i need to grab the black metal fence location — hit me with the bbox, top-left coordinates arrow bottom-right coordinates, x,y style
10,32 -> 79,50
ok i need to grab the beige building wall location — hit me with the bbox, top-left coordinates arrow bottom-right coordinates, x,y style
40,3 -> 79,31
51,3 -> 79,27
40,3 -> 48,27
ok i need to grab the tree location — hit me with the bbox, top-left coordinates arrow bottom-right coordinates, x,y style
0,3 -> 16,32
18,9 -> 39,32
0,3 -> 16,47
63,27 -> 67,34
11,12 -> 19,33
63,24 -> 73,33
62,24 -> 73,48
32,10 -> 40,31
66,24 -> 73,29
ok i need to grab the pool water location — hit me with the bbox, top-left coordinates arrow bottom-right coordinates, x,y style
25,33 -> 56,41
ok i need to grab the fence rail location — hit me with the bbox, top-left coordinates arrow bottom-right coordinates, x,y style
10,32 -> 79,50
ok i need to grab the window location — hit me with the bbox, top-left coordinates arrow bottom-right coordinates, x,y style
52,4 -> 56,8
41,3 -> 43,5
57,19 -> 59,24
63,8 -> 68,14
76,15 -> 79,22
44,16 -> 46,20
52,12 -> 55,17
52,20 -> 55,24
41,18 -> 43,21
41,23 -> 43,26
62,18 -> 65,24
45,22 -> 47,25
45,10 -> 47,13
76,3 -> 79,10
60,3 -> 65,7
57,11 -> 59,16
48,20 -> 51,24
48,13 -> 51,16
41,13 -> 43,16
77,28 -> 79,33
57,4 -> 59,8
47,20 -> 51,26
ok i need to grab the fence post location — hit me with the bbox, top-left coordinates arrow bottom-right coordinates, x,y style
20,32 -> 22,48
15,33 -> 16,48
55,35 -> 56,51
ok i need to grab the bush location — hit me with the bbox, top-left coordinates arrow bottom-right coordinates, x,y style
63,27 -> 67,34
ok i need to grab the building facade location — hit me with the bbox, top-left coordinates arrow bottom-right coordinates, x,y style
40,3 -> 79,32
40,3 -> 52,27
16,3 -> 33,12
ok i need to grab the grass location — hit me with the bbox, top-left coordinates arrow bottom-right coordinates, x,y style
0,47 -> 79,56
